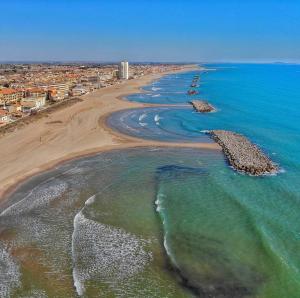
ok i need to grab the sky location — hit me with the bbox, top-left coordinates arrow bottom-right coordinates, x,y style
0,0 -> 299,63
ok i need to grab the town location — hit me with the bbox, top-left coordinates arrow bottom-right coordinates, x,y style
0,62 -> 182,126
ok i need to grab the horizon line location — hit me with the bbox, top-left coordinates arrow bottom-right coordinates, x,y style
0,60 -> 299,65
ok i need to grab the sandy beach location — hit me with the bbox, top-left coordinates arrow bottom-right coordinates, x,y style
0,65 -> 219,204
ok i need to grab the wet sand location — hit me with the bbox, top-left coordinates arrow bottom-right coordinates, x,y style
0,65 -> 220,204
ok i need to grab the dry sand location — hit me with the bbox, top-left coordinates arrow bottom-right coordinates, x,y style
0,65 -> 220,204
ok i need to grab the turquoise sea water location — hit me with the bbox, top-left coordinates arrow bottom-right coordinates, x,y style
1,64 -> 300,297
110,64 -> 300,297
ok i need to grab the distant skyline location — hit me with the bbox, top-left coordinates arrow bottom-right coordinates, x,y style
1,0 -> 299,63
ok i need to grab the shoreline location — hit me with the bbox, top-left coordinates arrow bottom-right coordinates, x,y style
0,65 -> 220,206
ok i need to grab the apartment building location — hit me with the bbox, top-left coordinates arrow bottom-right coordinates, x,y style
40,82 -> 72,101
0,88 -> 25,104
118,61 -> 129,80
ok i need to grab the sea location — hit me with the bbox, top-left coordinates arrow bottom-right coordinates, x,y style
1,64 -> 300,297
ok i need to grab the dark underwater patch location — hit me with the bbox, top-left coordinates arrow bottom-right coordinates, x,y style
156,164 -> 207,179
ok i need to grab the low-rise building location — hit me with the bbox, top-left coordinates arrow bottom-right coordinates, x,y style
0,88 -> 24,104
0,109 -> 12,124
26,87 -> 47,99
71,85 -> 88,96
21,96 -> 46,111
40,83 -> 71,101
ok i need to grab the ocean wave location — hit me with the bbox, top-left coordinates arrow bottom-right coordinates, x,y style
154,192 -> 178,268
138,113 -> 147,122
154,114 -> 162,122
152,94 -> 161,98
85,194 -> 96,206
154,182 -> 262,297
151,87 -> 162,91
139,122 -> 147,127
0,179 -> 68,217
148,148 -> 160,152
71,206 -> 151,296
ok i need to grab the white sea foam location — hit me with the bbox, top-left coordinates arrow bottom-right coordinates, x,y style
72,210 -> 151,296
200,130 -> 210,134
20,289 -> 48,298
154,114 -> 162,123
85,195 -> 96,206
155,200 -> 161,212
151,87 -> 161,91
71,212 -> 85,296
155,193 -> 165,212
0,244 -> 21,298
155,192 -> 178,269
0,179 -> 68,217
138,113 -> 147,122
152,94 -> 161,98
139,122 -> 147,127
0,174 -> 82,279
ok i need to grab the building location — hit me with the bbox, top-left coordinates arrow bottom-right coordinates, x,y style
0,109 -> 12,125
40,82 -> 71,101
48,89 -> 57,101
113,70 -> 119,78
0,88 -> 24,104
21,96 -> 46,111
118,61 -> 129,80
71,85 -> 88,96
26,87 -> 47,99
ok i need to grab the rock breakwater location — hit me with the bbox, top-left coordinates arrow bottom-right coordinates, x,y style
210,130 -> 278,175
190,100 -> 215,113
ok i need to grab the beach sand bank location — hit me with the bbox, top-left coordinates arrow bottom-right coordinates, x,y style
0,65 -> 220,204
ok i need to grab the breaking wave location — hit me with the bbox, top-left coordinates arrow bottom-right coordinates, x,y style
71,196 -> 152,296
0,179 -> 68,217
154,114 -> 162,123
138,113 -> 147,122
151,87 -> 162,91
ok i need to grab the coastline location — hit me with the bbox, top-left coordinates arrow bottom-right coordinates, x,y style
0,65 -> 220,205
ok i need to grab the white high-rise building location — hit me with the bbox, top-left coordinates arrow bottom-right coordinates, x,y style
118,61 -> 129,80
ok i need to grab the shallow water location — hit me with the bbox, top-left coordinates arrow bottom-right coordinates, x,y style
107,106 -> 213,143
0,148 -> 223,297
1,64 -> 300,297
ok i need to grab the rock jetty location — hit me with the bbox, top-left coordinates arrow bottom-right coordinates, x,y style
188,90 -> 198,95
190,100 -> 215,113
210,130 -> 278,175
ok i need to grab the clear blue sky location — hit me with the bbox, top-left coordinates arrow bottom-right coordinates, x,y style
1,0 -> 299,62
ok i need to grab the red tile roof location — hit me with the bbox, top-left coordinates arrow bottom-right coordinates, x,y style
27,87 -> 46,93
0,109 -> 8,115
0,88 -> 18,95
